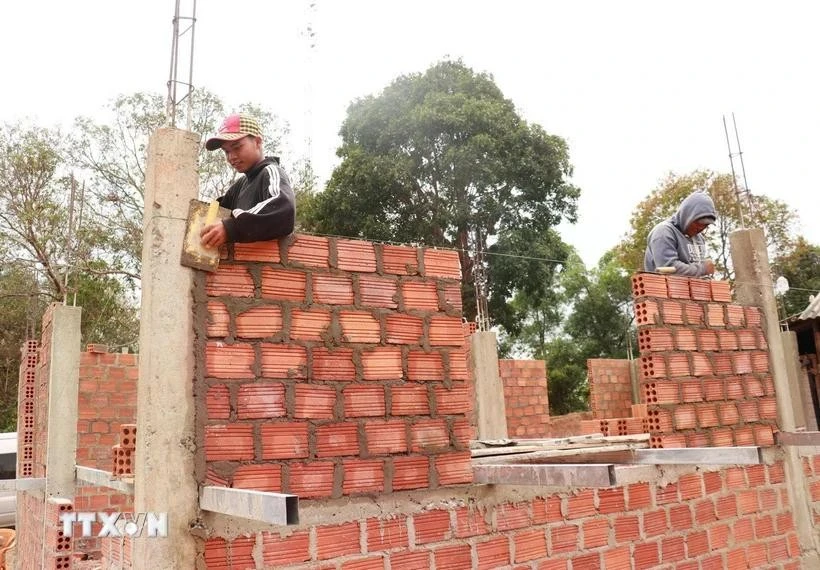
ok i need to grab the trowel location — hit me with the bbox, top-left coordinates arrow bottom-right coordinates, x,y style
180,199 -> 231,272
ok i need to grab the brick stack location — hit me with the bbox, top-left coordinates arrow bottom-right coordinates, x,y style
199,236 -> 472,498
632,273 -> 776,448
499,359 -> 551,437
112,424 -> 136,477
582,358 -> 646,437
17,339 -> 38,478
44,497 -> 74,570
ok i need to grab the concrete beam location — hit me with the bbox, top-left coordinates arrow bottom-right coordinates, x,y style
470,331 -> 508,439
75,465 -> 135,495
777,431 -> 820,446
634,447 -> 762,465
472,463 -> 615,487
132,128 -> 201,566
44,304 -> 82,500
0,478 -> 46,492
200,487 -> 299,526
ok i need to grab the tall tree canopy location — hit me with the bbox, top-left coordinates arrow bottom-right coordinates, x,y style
302,60 -> 580,320
618,170 -> 797,278
772,237 -> 820,318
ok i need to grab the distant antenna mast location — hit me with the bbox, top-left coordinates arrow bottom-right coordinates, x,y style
722,113 -> 754,226
303,1 -> 318,167
166,0 -> 198,129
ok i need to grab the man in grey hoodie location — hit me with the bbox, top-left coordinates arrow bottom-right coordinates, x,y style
644,191 -> 718,277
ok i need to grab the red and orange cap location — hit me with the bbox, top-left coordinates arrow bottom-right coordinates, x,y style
205,114 -> 263,151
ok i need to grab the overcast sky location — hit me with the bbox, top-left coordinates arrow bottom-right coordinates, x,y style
1,1 -> 818,266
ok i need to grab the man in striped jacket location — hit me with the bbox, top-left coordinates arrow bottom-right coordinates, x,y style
200,113 -> 295,247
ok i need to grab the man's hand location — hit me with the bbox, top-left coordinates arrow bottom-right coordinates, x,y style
200,222 -> 227,249
703,259 -> 716,275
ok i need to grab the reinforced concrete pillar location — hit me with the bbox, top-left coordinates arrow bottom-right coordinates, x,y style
132,128 -> 200,567
730,228 -> 820,561
470,331 -> 508,440
781,331 -> 809,429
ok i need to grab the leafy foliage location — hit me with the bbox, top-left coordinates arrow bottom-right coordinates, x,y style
302,60 -> 579,320
618,170 -> 797,278
772,237 -> 820,318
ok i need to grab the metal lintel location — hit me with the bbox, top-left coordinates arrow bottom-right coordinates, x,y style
776,431 -> 820,446
75,465 -> 135,495
635,447 -> 762,465
0,478 -> 46,492
200,486 -> 299,526
472,463 -> 615,487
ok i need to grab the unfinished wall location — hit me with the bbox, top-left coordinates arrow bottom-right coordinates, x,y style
633,274 -> 777,448
198,236 -> 472,499
499,359 -> 550,438
587,358 -> 634,420
204,461 -> 802,569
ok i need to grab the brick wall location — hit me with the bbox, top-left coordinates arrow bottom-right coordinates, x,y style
633,273 -> 777,448
587,358 -> 634,420
198,236 -> 472,499
499,359 -> 550,438
204,461 -> 801,569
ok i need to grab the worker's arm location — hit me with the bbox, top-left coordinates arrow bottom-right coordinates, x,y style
222,165 -> 295,243
650,231 -> 713,277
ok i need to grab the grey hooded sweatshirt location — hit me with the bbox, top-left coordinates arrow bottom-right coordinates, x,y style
643,191 -> 717,277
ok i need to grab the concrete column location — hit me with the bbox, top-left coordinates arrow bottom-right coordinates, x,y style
132,128 -> 200,567
43,305 -> 82,499
730,228 -> 819,560
469,331 -> 508,440
781,331 -> 808,429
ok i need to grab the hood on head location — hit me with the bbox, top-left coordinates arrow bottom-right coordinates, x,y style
672,191 -> 717,232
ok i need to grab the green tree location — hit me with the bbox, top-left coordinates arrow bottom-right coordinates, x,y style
302,60 -> 580,320
618,170 -> 797,278
772,237 -> 820,318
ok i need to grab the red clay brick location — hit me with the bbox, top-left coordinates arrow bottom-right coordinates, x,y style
643,509 -> 669,537
364,420 -> 408,455
391,383 -> 430,416
340,556 -> 386,570
288,234 -> 330,268
410,418 -> 450,452
366,516 -> 408,551
407,351 -> 445,381
337,238 -> 377,272
476,536 -> 510,569
288,461 -> 335,499
514,529 -> 547,562
343,385 -> 386,417
206,265 -> 255,297
206,385 -> 230,420
429,316 -> 466,347
313,274 -> 355,305
359,274 -> 398,308
232,240 -> 280,262
293,384 -> 337,419
402,280 -> 439,311
260,268 -> 307,301
340,310 -> 381,343
234,306 -> 283,338
442,282 -> 462,312
433,544 -> 471,570
423,249 -> 461,279
207,301 -> 230,337
381,245 -> 419,275
386,314 -> 424,344
260,344 -> 307,378
316,521 -> 361,560
550,524 -> 579,554
290,308 -> 332,341
237,382 -> 286,419
448,350 -> 470,380
343,459 -> 385,494
566,490 -> 596,519
633,541 -> 659,569
316,422 -> 360,457
312,347 -> 356,381
361,347 -> 403,380
392,455 -> 429,490
390,550 -> 430,570
496,503 -> 530,531
414,510 -> 451,544
602,546 -> 631,570
233,464 -> 282,492
614,515 -> 640,543
435,452 -> 472,485
455,506 -> 490,537
205,424 -> 254,461
206,342 -> 254,379
260,422 -> 309,459
582,519 -> 609,549
434,384 -> 470,415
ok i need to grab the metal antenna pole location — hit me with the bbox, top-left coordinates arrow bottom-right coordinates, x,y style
732,113 -> 755,217
723,114 -> 747,227
166,0 -> 198,129
62,174 -> 77,305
